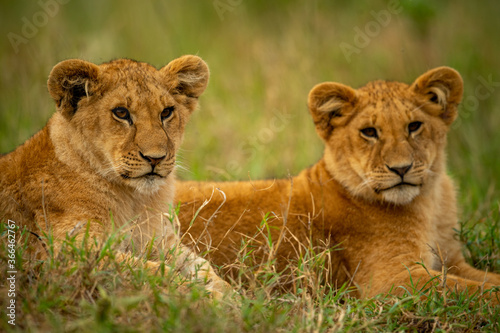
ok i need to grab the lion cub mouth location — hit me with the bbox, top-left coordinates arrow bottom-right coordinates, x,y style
375,181 -> 423,205
376,182 -> 420,194
120,171 -> 167,180
119,170 -> 172,193
144,171 -> 164,178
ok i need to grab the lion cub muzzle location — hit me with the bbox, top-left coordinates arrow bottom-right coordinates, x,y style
139,152 -> 166,167
138,151 -> 172,179
386,163 -> 413,179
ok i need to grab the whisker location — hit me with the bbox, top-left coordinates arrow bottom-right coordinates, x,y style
175,161 -> 190,172
352,177 -> 375,196
174,154 -> 192,176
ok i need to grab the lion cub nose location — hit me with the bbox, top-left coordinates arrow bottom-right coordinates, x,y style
139,152 -> 166,167
386,163 -> 413,178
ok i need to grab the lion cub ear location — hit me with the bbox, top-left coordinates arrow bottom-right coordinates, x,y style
48,59 -> 100,120
161,55 -> 209,99
308,82 -> 357,140
411,66 -> 463,125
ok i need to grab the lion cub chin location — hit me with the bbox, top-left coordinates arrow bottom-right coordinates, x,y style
177,66 -> 500,304
0,56 -> 232,299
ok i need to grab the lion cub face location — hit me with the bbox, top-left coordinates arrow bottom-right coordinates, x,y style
309,67 -> 463,205
47,56 -> 209,193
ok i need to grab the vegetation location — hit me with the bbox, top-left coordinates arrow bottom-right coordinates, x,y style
1,1 -> 499,331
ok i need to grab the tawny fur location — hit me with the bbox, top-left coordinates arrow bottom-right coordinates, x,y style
0,55 -> 231,298
177,67 -> 500,303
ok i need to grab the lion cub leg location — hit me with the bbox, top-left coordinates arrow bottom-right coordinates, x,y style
129,212 -> 235,299
112,252 -> 170,274
447,258 -> 500,286
170,244 -> 235,300
114,252 -> 232,299
34,222 -> 169,275
373,265 -> 499,305
433,175 -> 500,286
433,224 -> 500,285
43,225 -> 232,299
431,237 -> 500,287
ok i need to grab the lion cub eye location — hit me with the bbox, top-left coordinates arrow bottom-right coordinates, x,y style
112,107 -> 132,123
161,106 -> 175,121
360,127 -> 378,139
408,121 -> 422,134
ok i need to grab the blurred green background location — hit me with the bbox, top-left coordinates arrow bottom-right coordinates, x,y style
1,0 -> 499,222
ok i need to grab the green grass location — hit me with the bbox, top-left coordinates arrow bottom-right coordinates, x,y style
1,0 -> 500,331
1,221 -> 499,332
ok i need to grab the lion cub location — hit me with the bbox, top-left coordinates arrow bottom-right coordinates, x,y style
177,67 -> 500,303
0,56 -> 231,298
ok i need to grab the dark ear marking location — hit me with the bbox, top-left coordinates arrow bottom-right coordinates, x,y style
175,82 -> 196,98
47,59 -> 100,120
308,82 -> 357,141
428,91 -> 439,104
411,66 -> 463,126
161,55 -> 210,100
69,82 -> 88,112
